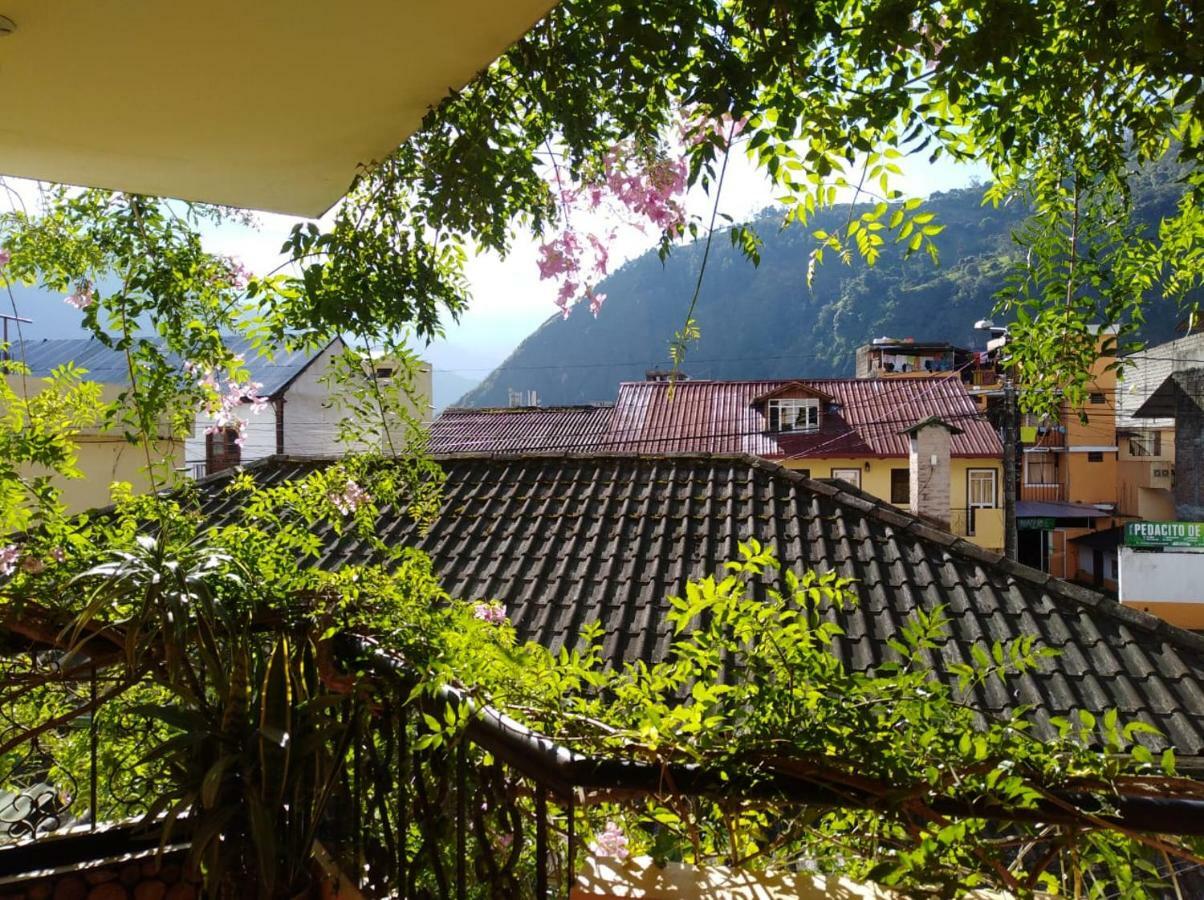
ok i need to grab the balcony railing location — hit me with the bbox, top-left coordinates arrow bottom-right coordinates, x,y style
1021,483 -> 1066,502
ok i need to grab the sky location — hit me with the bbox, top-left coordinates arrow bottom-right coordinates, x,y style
198,149 -> 985,382
4,149 -> 985,385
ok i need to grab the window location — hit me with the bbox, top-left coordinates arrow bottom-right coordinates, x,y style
1087,450 -> 1104,463
831,467 -> 861,489
890,468 -> 910,504
1089,392 -> 1106,404
1128,431 -> 1162,457
1024,453 -> 1058,486
767,398 -> 820,433
967,469 -> 998,508
375,366 -> 395,379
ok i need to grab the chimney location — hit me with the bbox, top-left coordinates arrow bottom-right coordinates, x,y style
900,417 -> 963,530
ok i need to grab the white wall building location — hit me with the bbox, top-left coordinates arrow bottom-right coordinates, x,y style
186,337 -> 433,478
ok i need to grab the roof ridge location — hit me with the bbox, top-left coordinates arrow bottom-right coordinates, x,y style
189,451 -> 1204,659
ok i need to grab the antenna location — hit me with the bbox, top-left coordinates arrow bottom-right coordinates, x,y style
0,313 -> 32,363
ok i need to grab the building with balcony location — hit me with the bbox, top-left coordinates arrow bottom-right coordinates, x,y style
854,337 -> 974,379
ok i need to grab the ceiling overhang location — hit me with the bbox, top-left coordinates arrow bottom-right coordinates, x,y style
0,1 -> 555,216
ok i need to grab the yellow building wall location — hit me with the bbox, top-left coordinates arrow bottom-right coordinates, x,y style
55,437 -> 185,514
780,457 -> 1004,551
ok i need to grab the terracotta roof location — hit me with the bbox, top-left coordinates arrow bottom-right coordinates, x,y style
429,405 -> 615,453
194,453 -> 1204,759
607,378 -> 1001,458
432,377 -> 1001,459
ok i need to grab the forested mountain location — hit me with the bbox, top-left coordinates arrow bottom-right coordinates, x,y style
460,172 -> 1188,408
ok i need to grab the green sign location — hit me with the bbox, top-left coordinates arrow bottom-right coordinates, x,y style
1124,521 -> 1204,549
1018,517 -> 1054,531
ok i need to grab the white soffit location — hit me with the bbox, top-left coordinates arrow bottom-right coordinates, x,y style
0,1 -> 555,216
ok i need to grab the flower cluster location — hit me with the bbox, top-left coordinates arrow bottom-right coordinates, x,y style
678,111 -> 748,149
190,359 -> 269,448
329,480 -> 372,516
64,282 -> 94,310
591,821 -> 629,861
0,544 -> 61,577
0,249 -> 10,268
537,141 -> 687,319
0,544 -> 19,577
224,257 -> 252,290
472,602 -> 507,625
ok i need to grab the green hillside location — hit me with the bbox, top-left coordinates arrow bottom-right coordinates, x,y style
461,175 -> 1188,407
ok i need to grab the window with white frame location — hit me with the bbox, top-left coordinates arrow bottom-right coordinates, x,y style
767,398 -> 820,433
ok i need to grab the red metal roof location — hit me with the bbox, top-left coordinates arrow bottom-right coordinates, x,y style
429,405 -> 615,453
430,377 -> 1001,459
607,378 -> 1001,458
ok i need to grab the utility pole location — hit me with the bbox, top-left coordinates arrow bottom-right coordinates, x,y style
1002,376 -> 1018,561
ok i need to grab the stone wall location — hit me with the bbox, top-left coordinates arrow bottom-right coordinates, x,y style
0,855 -> 200,900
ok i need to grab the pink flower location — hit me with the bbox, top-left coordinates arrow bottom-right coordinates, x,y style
224,257 -> 252,289
49,547 -> 66,563
592,822 -> 629,861
473,602 -> 507,625
199,371 -> 268,447
64,284 -> 93,310
0,249 -> 11,267
588,292 -> 607,317
0,545 -> 19,576
497,833 -> 514,850
329,480 -> 371,516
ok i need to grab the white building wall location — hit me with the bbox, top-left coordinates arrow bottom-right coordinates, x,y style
185,342 -> 434,475
281,341 -> 351,456
1119,547 -> 1204,603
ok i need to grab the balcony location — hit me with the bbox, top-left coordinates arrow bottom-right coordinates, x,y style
951,507 -> 1005,551
1021,483 -> 1066,502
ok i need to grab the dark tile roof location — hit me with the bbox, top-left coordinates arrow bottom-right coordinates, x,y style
433,378 -> 1001,458
194,453 -> 1204,759
13,335 -> 335,398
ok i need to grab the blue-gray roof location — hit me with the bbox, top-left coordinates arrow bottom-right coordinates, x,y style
11,335 -> 336,397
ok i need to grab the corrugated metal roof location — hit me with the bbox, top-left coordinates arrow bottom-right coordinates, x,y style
1017,500 -> 1111,519
608,377 -> 1001,458
430,405 -> 615,453
11,335 -> 334,397
1117,333 -> 1204,431
190,452 -> 1204,759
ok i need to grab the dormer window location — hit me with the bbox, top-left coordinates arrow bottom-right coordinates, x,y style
767,398 -> 820,433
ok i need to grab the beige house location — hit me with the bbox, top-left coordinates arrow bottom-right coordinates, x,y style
10,339 -> 184,514
15,336 -> 433,512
